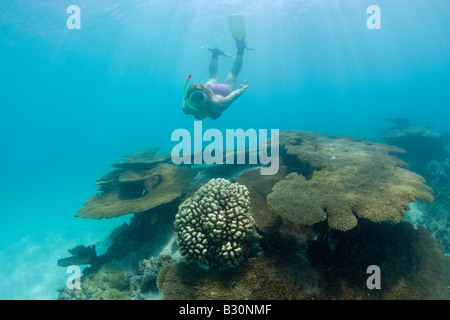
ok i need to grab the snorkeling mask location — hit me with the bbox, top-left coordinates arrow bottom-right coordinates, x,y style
183,74 -> 208,110
188,89 -> 208,107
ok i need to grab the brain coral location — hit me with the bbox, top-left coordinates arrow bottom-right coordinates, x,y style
267,131 -> 434,231
175,178 -> 255,268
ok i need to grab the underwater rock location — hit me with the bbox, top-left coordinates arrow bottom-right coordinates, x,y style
175,178 -> 257,268
267,130 -> 434,231
75,163 -> 197,219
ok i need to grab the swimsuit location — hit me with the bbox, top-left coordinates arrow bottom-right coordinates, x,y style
206,83 -> 230,97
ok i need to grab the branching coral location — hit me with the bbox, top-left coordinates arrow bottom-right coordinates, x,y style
267,131 -> 434,231
175,178 -> 256,268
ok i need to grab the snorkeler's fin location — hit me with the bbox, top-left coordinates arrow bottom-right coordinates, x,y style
229,14 -> 246,41
230,15 -> 253,52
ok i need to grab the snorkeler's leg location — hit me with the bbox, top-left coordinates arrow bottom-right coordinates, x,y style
207,57 -> 219,84
208,48 -> 230,84
224,53 -> 243,91
224,40 -> 245,91
231,53 -> 243,78
209,57 -> 218,78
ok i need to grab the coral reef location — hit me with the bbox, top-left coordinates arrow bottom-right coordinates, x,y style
60,130 -> 448,300
110,148 -> 170,170
158,221 -> 450,300
405,166 -> 450,254
383,118 -> 443,162
382,123 -> 450,254
90,201 -> 179,271
57,245 -> 97,267
157,254 -> 321,300
267,131 -> 434,231
175,178 -> 257,268
307,221 -> 450,299
75,162 -> 197,219
58,264 -> 135,300
137,255 -> 172,290
234,166 -> 286,232
58,214 -> 180,300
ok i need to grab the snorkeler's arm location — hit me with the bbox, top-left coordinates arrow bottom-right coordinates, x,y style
211,80 -> 249,113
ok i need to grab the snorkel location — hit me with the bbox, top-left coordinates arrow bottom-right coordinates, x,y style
183,74 -> 197,111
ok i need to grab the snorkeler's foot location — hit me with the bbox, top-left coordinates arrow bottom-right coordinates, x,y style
209,48 -> 229,59
236,40 -> 246,55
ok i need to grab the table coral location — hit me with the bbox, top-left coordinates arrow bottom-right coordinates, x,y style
75,163 -> 196,219
110,148 -> 171,170
175,178 -> 256,268
267,131 -> 434,231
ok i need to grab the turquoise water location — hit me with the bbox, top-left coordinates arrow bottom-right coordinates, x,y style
0,0 -> 449,299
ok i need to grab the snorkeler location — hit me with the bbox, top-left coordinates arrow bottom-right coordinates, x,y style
183,15 -> 250,120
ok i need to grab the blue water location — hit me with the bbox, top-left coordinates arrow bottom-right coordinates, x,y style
0,0 -> 449,299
